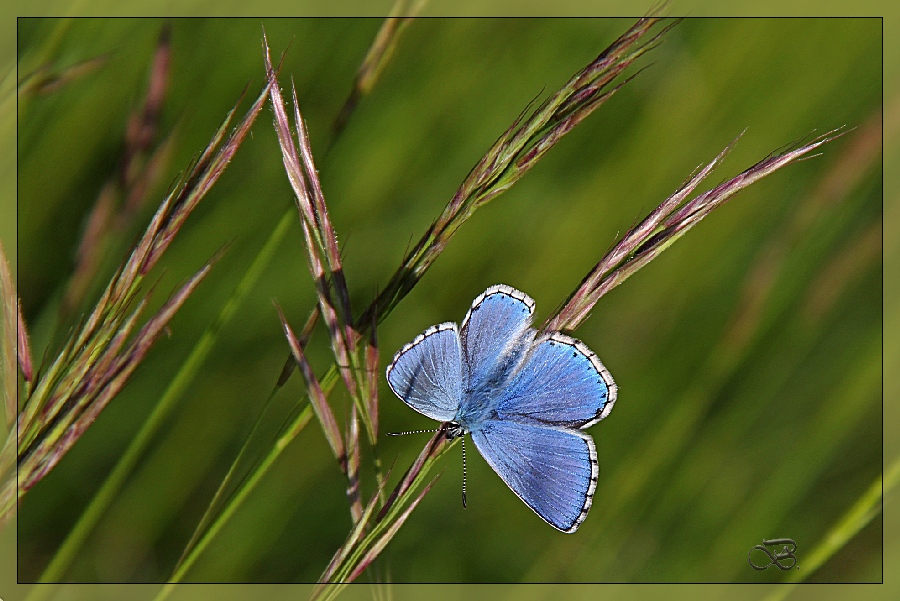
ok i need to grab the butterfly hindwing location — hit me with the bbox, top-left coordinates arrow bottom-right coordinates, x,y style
386,322 -> 462,423
460,284 -> 535,389
470,419 -> 597,533
498,332 -> 617,429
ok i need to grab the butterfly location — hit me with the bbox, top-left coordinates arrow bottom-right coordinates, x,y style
386,284 -> 617,532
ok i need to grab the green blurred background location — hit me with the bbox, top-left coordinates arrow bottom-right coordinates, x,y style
6,11 -> 888,594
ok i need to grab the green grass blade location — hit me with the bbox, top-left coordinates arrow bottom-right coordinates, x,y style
32,207 -> 294,587
760,457 -> 894,601
155,404 -> 314,600
172,386 -> 280,573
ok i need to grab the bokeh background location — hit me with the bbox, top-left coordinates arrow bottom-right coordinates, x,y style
6,11 -> 888,595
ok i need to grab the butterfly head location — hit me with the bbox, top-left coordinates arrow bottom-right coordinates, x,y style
442,421 -> 467,440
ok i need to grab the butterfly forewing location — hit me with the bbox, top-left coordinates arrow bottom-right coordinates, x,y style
497,332 -> 617,429
470,420 -> 598,532
460,285 -> 535,390
386,322 -> 463,423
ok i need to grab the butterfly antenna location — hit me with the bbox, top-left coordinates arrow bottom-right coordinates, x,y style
386,428 -> 440,436
461,436 -> 467,508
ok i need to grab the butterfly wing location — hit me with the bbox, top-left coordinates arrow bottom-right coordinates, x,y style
460,284 -> 536,389
386,322 -> 463,422
498,332 -> 616,429
468,331 -> 614,531
470,419 -> 597,532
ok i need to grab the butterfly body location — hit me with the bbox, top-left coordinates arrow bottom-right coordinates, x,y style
387,284 -> 616,533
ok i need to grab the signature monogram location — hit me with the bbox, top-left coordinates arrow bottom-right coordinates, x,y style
748,538 -> 799,571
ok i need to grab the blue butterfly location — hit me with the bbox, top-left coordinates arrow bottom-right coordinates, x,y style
386,284 -> 617,532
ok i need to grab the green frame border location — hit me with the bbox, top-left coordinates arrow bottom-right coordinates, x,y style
2,1 -> 895,600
